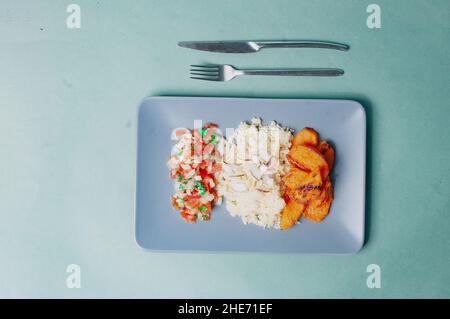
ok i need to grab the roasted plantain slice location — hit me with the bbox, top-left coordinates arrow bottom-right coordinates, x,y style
281,129 -> 335,228
292,127 -> 319,147
303,196 -> 332,223
290,187 -> 322,204
280,200 -> 306,230
282,168 -> 322,190
288,144 -> 330,180
318,141 -> 335,170
304,176 -> 333,223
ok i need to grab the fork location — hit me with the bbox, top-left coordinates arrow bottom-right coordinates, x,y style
190,64 -> 344,81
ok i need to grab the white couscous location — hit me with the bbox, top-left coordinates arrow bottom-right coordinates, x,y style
218,118 -> 293,228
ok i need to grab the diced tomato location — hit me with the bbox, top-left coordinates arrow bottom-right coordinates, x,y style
199,161 -> 208,170
180,210 -> 188,220
180,210 -> 197,223
175,129 -> 188,138
184,195 -> 200,208
171,196 -> 181,210
199,168 -> 207,178
203,176 -> 211,186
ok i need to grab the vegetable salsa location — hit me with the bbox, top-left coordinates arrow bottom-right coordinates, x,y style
167,123 -> 223,223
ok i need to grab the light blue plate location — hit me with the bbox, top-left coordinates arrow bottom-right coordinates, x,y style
135,97 -> 366,254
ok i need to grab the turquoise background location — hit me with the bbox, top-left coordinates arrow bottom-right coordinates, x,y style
0,0 -> 449,298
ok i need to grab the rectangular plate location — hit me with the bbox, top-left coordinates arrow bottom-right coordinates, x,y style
135,97 -> 366,254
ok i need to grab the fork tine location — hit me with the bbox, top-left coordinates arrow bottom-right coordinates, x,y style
190,76 -> 219,81
190,69 -> 219,74
189,64 -> 221,81
190,71 -> 218,76
190,64 -> 219,69
190,69 -> 219,73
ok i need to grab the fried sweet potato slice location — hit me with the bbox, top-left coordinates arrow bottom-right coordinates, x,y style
280,199 -> 306,230
304,177 -> 333,223
290,187 -> 322,205
303,196 -> 332,223
288,145 -> 330,180
292,127 -> 319,147
318,141 -> 335,170
283,179 -> 321,204
317,176 -> 333,203
280,129 -> 335,228
282,168 -> 322,190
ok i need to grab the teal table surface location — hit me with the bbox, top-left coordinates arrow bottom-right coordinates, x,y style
0,0 -> 449,298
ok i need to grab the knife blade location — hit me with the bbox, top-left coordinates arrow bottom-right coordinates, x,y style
178,40 -> 349,53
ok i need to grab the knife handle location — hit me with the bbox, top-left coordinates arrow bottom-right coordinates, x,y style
255,41 -> 349,51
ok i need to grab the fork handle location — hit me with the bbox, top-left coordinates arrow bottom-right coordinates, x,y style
256,41 -> 349,51
241,68 -> 344,77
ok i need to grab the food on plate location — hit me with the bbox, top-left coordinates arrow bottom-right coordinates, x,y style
166,121 -> 335,231
282,167 -> 322,190
303,176 -> 333,222
287,144 -> 330,180
279,200 -> 305,230
292,127 -> 319,147
280,127 -> 334,230
317,140 -> 334,169
217,118 -> 293,228
166,123 -> 223,223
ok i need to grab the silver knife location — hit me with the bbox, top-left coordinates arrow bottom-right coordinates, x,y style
178,40 -> 349,53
